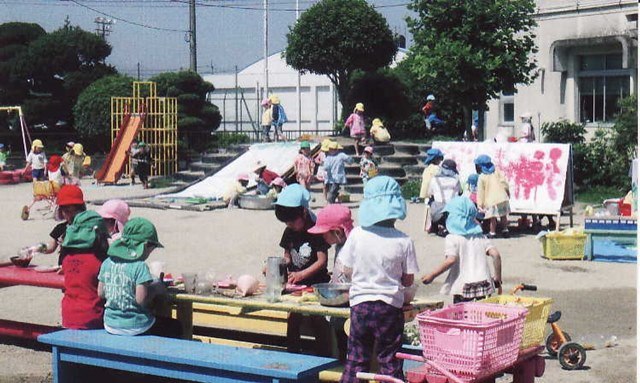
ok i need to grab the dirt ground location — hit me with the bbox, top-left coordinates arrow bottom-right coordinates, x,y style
0,181 -> 636,383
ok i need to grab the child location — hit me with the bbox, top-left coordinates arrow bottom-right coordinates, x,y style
39,185 -> 88,266
98,217 -> 182,338
47,155 -> 65,186
274,183 -> 331,355
421,196 -> 502,303
314,139 -> 332,201
97,199 -> 131,242
24,139 -> 47,181
323,141 -> 354,203
359,146 -> 378,185
0,143 -> 8,171
270,95 -> 287,142
128,139 -> 140,185
133,141 -> 153,189
475,154 -> 511,238
338,176 -> 419,383
307,204 -> 354,283
261,98 -> 272,142
223,174 -> 249,208
420,148 -> 444,231
428,159 -> 462,236
59,209 -> 110,329
344,102 -> 366,156
266,177 -> 287,199
369,118 -> 391,144
421,94 -> 435,130
254,162 -> 280,195
466,173 -> 479,204
62,143 -> 86,180
294,141 -> 315,190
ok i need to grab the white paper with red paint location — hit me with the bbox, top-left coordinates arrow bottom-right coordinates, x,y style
432,142 -> 571,214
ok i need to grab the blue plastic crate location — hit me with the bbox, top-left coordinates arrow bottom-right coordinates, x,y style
584,218 -> 637,231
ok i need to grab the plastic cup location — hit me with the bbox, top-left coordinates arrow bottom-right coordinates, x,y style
182,273 -> 197,294
149,261 -> 167,280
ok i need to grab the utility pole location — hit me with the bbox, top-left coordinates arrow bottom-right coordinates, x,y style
263,0 -> 269,96
94,17 -> 114,40
189,0 -> 197,73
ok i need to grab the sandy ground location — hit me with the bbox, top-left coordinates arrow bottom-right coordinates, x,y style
0,180 -> 636,383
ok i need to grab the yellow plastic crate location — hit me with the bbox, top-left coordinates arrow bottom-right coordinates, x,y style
481,295 -> 553,349
542,233 -> 587,260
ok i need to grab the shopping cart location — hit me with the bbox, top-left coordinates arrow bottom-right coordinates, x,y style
21,180 -> 61,220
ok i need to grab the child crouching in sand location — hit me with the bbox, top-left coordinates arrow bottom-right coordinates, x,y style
421,196 -> 502,303
98,217 -> 182,338
338,176 -> 419,383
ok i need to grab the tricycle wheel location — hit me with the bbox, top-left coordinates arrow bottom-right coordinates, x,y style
546,331 -> 571,357
558,342 -> 586,370
21,205 -> 29,220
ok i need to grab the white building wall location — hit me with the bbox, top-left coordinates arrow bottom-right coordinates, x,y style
485,0 -> 637,140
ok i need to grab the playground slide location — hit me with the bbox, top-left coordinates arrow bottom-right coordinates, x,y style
95,114 -> 144,184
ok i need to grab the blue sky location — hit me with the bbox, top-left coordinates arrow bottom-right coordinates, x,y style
0,0 -> 414,78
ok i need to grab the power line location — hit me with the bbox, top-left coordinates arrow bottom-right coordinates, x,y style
67,0 -> 189,32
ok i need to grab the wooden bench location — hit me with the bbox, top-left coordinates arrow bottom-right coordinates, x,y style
38,329 -> 340,383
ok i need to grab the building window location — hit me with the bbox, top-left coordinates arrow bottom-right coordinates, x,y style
500,88 -> 515,124
578,53 -> 631,123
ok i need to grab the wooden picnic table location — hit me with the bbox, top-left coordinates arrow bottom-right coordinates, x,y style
167,290 -> 443,340
0,265 -> 64,339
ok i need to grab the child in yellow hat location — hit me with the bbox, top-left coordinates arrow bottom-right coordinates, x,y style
24,139 -> 47,181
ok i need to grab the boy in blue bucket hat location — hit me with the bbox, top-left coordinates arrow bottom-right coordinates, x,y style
338,176 -> 419,383
273,183 -> 332,355
421,196 -> 502,303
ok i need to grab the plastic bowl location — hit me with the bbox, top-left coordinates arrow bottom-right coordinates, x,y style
312,283 -> 351,307
10,256 -> 32,268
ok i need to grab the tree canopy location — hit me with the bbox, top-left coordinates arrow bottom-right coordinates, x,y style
0,22 -> 46,104
405,0 -> 538,136
284,0 -> 397,115
73,75 -> 133,152
150,71 -> 221,151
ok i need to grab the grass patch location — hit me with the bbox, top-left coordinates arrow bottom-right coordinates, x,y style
575,185 -> 625,205
149,176 -> 179,189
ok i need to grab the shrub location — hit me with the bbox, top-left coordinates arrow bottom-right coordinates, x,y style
401,179 -> 421,199
210,132 -> 249,149
540,120 -> 586,144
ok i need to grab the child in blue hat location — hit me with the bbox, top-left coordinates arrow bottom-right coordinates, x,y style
421,196 -> 502,303
338,176 -> 419,383
474,154 -> 511,238
273,183 -> 332,355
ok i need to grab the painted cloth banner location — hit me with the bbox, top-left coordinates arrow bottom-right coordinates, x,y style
432,142 -> 571,214
159,142 -> 303,200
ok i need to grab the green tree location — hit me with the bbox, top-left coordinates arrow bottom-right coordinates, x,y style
150,71 -> 221,151
10,22 -> 116,129
406,0 -> 538,137
73,75 -> 133,151
0,22 -> 46,104
284,0 -> 397,116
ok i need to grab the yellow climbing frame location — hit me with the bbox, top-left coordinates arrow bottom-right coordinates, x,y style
111,81 -> 178,177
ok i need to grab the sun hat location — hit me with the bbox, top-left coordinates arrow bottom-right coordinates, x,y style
467,173 -> 479,188
57,185 -> 85,206
108,217 -> 163,261
261,98 -> 270,107
440,159 -> 458,174
62,210 -> 108,249
275,183 -> 310,208
0,143 -> 5,149
269,95 -> 280,105
72,143 -> 85,156
426,94 -> 436,101
320,139 -> 334,152
237,173 -> 249,181
66,141 -> 75,149
520,112 -> 533,119
31,139 -> 44,149
354,102 -> 365,112
327,141 -> 343,150
138,141 -> 147,147
358,176 -> 406,227
423,148 -> 444,165
444,196 -> 483,236
270,177 -> 287,188
98,199 -> 131,233
372,118 -> 383,127
308,204 -> 354,235
474,154 -> 495,174
253,161 -> 267,174
47,155 -> 63,172
363,146 -> 374,154
300,141 -> 311,149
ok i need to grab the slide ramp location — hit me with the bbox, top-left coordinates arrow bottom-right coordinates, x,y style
95,114 -> 145,184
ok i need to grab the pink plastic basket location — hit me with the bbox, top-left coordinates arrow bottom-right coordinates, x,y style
416,302 -> 527,381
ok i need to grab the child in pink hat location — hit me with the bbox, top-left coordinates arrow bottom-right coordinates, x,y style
98,199 -> 131,242
307,204 -> 354,283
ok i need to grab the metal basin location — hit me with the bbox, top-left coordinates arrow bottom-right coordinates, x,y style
312,283 -> 351,307
238,195 -> 275,210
